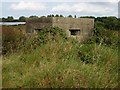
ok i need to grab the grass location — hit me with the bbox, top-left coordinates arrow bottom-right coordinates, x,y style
2,27 -> 118,88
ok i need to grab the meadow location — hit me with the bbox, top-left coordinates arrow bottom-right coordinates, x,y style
2,21 -> 119,88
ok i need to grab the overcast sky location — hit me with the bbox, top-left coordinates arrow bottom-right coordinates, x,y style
1,0 -> 119,19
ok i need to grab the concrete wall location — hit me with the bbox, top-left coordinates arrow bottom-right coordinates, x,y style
26,17 -> 53,33
52,17 -> 94,42
26,17 -> 94,42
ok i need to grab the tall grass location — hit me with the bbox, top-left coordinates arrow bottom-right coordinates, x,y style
2,27 -> 118,88
2,25 -> 26,55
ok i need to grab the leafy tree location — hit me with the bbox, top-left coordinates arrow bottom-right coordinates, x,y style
51,14 -> 54,17
29,15 -> 38,19
7,16 -> 14,22
41,16 -> 46,18
60,15 -> 63,17
96,17 -> 107,22
19,16 -> 26,22
80,16 -> 95,19
55,14 -> 59,17
2,17 -> 7,22
103,16 -> 118,30
47,14 -> 54,17
68,15 -> 73,18
47,15 -> 51,17
2,17 -> 20,22
96,16 -> 119,30
74,15 -> 76,18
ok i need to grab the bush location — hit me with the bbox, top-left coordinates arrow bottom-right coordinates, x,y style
2,26 -> 26,54
87,26 -> 119,49
37,27 -> 67,42
25,27 -> 67,48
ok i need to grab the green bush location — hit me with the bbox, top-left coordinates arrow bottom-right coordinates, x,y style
87,25 -> 118,49
24,27 -> 67,49
37,27 -> 67,42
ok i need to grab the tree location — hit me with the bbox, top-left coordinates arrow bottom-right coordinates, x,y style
41,16 -> 46,18
19,16 -> 26,22
47,15 -> 51,17
47,14 -> 54,17
51,14 -> 54,17
55,14 -> 59,17
68,15 -> 72,18
60,15 -> 63,17
7,16 -> 14,22
2,17 -> 7,22
29,15 -> 38,19
74,15 -> 76,18
103,16 -> 118,30
80,16 -> 95,19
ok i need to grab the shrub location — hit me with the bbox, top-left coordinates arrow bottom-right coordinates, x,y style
87,26 -> 119,49
24,27 -> 67,49
2,26 -> 26,54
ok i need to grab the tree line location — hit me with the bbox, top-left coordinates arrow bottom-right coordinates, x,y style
0,15 -> 77,22
0,15 -> 119,30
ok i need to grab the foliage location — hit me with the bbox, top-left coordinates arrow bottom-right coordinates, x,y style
6,16 -> 14,22
74,15 -> 77,18
37,27 -> 67,41
86,17 -> 119,49
80,16 -> 120,30
47,14 -> 54,17
2,16 -> 14,22
2,26 -> 26,54
2,29 -> 118,87
19,16 -> 26,22
68,15 -> 73,18
80,16 -> 95,19
96,28 -> 118,47
29,16 -> 38,19
60,15 -> 63,17
95,16 -> 120,30
47,14 -> 64,17
55,14 -> 59,17
2,16 -> 119,88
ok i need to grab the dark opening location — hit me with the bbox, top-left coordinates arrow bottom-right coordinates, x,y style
69,29 -> 80,36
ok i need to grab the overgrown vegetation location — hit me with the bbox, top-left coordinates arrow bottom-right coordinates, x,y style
2,25 -> 26,54
2,16 -> 119,88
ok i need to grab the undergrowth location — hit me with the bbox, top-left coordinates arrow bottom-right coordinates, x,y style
2,27 -> 118,88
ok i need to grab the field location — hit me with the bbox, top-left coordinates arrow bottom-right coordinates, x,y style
2,23 -> 119,88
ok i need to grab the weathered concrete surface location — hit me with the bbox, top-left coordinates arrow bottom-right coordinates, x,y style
26,17 -> 94,42
26,17 -> 53,33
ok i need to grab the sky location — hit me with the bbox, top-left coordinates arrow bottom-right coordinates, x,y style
1,0 -> 119,19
